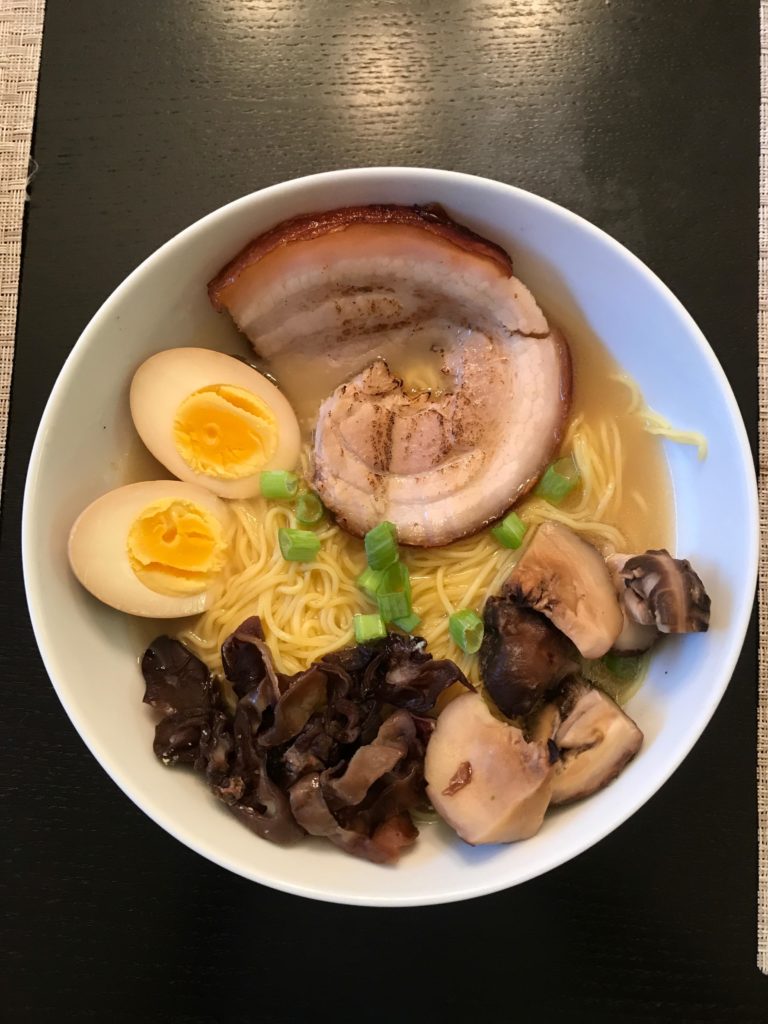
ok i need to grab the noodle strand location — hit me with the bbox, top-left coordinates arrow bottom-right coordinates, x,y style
181,375 -> 687,685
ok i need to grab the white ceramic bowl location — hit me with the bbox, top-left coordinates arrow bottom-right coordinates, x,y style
23,168 -> 758,906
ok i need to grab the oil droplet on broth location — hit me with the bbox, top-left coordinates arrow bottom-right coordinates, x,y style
388,346 -> 449,398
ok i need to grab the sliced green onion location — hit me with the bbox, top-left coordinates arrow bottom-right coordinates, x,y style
358,565 -> 387,602
410,802 -> 439,823
278,527 -> 320,562
295,490 -> 324,525
260,470 -> 299,500
393,611 -> 421,633
534,455 -> 581,505
491,511 -> 527,549
376,561 -> 411,600
378,590 -> 411,622
364,521 -> 399,570
375,561 -> 413,622
354,612 -> 387,643
357,566 -> 385,602
449,609 -> 484,654
601,652 -> 642,681
359,563 -> 414,620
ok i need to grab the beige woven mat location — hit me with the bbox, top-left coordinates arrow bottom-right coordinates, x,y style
0,0 -> 44,505
759,0 -> 768,977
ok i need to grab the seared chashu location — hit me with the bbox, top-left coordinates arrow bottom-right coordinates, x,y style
210,204 -> 571,546
314,328 -> 569,545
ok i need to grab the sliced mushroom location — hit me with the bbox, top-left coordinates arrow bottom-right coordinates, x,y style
479,596 -> 578,718
526,701 -> 561,745
606,554 -> 660,654
549,680 -> 643,805
617,549 -> 711,634
209,204 -> 571,546
504,522 -> 623,659
425,692 -> 553,844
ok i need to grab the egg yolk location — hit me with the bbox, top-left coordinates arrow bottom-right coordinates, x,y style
173,384 -> 278,479
127,499 -> 227,596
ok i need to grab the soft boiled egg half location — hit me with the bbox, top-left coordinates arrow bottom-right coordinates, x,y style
130,348 -> 301,498
68,480 -> 232,617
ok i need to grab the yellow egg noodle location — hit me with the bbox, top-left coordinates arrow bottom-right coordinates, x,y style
181,372 -> 705,686
183,407 -> 636,686
611,373 -> 708,460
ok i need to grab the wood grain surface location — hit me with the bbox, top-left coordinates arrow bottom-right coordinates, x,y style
2,1 -> 762,1019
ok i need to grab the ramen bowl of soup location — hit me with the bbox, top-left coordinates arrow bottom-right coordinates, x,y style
22,168 -> 757,905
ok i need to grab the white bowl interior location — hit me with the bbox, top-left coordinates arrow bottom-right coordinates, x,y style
23,168 -> 758,905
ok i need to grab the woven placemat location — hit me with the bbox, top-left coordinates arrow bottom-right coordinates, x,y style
759,0 -> 768,977
0,0 -> 44,507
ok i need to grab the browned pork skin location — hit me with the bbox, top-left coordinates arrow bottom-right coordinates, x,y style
549,680 -> 643,805
208,203 -> 571,546
425,693 -> 554,844
209,204 -> 514,304
505,522 -> 623,659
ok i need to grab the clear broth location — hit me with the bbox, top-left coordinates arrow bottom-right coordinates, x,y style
267,322 -> 463,433
564,322 -> 672,551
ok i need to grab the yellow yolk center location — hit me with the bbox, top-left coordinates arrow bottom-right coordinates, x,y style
173,383 -> 279,479
127,499 -> 227,596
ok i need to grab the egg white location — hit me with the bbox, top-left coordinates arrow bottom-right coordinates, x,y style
68,480 -> 232,618
130,347 -> 301,498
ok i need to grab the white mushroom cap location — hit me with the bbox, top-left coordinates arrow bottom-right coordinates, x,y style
505,522 -> 623,659
425,693 -> 553,845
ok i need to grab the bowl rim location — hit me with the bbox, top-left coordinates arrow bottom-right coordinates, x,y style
22,166 -> 759,906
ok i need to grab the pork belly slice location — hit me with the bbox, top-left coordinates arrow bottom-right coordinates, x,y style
313,326 -> 569,546
209,204 -> 571,545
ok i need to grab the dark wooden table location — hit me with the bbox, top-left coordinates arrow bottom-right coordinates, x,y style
2,1 -> 763,1019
